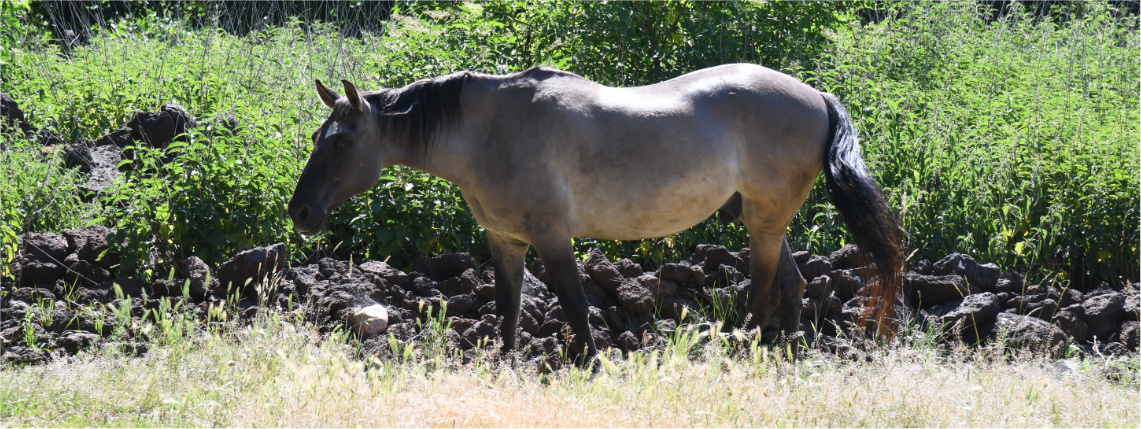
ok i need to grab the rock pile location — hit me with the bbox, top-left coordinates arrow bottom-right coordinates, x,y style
3,227 -> 1138,365
1,92 -> 239,194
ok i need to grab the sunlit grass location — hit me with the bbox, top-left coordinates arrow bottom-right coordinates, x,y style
1,313 -> 1136,427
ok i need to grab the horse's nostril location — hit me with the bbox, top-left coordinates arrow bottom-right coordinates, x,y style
296,205 -> 311,222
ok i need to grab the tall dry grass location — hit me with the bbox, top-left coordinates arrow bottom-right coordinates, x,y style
1,315 -> 1136,427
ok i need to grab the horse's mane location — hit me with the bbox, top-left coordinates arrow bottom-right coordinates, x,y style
367,71 -> 469,157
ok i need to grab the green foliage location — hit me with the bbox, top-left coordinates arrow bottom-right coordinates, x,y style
798,2 -> 1139,286
0,1 -> 1136,288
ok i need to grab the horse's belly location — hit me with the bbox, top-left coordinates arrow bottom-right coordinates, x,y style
568,174 -> 735,240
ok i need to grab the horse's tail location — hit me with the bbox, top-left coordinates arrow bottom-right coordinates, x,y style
820,92 -> 905,336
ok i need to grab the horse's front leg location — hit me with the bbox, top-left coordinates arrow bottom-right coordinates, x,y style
488,231 -> 530,354
529,230 -> 599,369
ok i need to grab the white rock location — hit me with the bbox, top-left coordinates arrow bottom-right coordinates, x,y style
349,304 -> 389,336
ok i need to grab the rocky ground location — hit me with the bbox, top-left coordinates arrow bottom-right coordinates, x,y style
3,225 -> 1138,367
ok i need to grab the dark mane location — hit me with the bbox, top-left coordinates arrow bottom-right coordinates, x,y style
369,71 -> 469,157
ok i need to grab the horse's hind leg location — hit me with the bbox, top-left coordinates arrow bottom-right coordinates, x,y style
488,231 -> 530,354
775,235 -> 806,355
740,200 -> 800,339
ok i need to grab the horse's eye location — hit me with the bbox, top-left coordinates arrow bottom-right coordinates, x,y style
337,139 -> 353,149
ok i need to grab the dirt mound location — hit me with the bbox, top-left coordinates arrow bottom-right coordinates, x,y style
3,231 -> 1138,365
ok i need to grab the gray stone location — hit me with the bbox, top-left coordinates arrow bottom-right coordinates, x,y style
990,313 -> 1067,355
348,304 -> 389,337
1081,292 -> 1125,340
584,249 -> 623,292
829,244 -> 861,270
907,272 -> 978,307
928,292 -> 999,330
1051,311 -> 1088,343
216,243 -> 287,296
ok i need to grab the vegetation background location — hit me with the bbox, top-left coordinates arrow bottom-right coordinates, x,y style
1,0 -> 1137,291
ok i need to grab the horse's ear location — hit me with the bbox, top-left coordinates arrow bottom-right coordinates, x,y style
341,79 -> 365,112
315,79 -> 339,109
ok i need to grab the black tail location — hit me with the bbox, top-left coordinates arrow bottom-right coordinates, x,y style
821,93 -> 905,335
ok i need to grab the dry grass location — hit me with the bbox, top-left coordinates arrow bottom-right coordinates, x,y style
1,316 -> 1137,427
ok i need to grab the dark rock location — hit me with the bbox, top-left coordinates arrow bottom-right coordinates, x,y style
462,319 -> 498,348
99,277 -> 146,299
126,103 -> 196,148
1027,298 -> 1059,321
63,253 -> 112,285
1056,288 -> 1082,308
614,259 -> 643,278
519,310 -> 540,335
805,275 -> 830,300
702,245 -> 746,273
829,269 -> 863,302
829,244 -> 861,270
707,265 -> 744,290
150,278 -> 185,297
995,272 -> 1024,294
798,255 -> 833,283
989,313 -> 1067,355
0,92 -> 34,135
205,113 -> 241,137
410,253 -> 477,280
660,296 -> 699,321
446,293 -> 479,317
616,282 -> 653,314
57,332 -> 100,355
1100,342 -> 1126,356
10,287 -> 55,303
536,319 -> 566,339
1123,287 -> 1139,319
521,270 -> 552,300
911,259 -> 933,275
61,140 -> 95,171
584,249 -> 623,292
35,131 -> 64,148
180,256 -> 218,299
2,346 -> 47,365
635,274 -> 677,299
358,260 -> 409,286
1121,321 -> 1139,351
928,292 -> 1000,330
17,260 -> 64,287
475,283 -> 496,300
907,273 -> 978,307
616,331 -> 640,351
1081,292 -> 1125,340
20,232 -> 70,263
216,243 -> 287,295
932,253 -> 1000,291
94,126 -> 134,148
449,317 -> 478,335
1051,311 -> 1088,343
658,263 -> 692,284
690,265 -> 706,289
61,225 -> 116,266
411,277 -> 440,297
792,250 -> 811,264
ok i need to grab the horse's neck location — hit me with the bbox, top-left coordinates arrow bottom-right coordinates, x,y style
383,133 -> 474,190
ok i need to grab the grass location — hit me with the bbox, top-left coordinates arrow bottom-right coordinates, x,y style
0,313 -> 1137,427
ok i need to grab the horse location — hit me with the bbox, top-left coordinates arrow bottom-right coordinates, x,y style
288,63 -> 904,365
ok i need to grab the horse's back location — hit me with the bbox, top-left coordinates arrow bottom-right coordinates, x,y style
462,64 -> 829,240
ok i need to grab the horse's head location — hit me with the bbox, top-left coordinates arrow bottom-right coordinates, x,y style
288,79 -> 385,235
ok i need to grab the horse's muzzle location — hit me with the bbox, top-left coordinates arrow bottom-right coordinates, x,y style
287,199 -> 326,235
